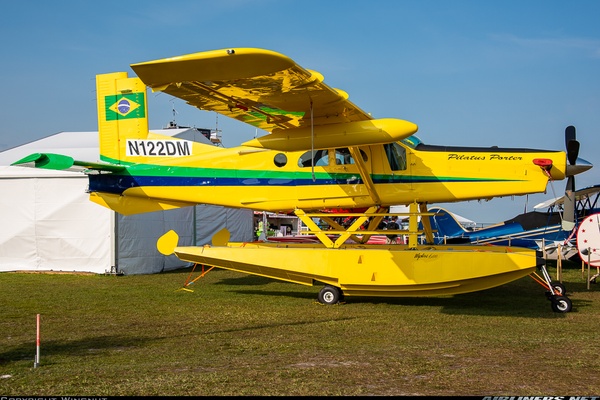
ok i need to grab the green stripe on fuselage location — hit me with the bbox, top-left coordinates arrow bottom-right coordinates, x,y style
95,158 -> 515,184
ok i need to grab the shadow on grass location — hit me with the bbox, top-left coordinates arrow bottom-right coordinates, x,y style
221,272 -> 598,317
0,317 -> 357,366
214,274 -> 319,300
0,335 -> 149,366
355,293 -> 590,317
216,275 -> 282,286
167,264 -> 598,317
225,286 -> 561,317
230,289 -> 318,301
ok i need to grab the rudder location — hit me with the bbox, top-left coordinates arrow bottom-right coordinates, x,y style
96,72 -> 149,164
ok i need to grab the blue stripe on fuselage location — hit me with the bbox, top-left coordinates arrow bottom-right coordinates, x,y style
88,174 -> 366,194
88,173 -> 503,194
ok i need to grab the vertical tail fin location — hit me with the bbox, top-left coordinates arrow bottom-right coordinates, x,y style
425,207 -> 468,238
96,72 -> 149,164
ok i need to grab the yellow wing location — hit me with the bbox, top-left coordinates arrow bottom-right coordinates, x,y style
131,48 -> 418,151
130,48 -> 372,132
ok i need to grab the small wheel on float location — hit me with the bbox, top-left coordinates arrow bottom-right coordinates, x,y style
551,281 -> 567,296
550,295 -> 572,313
318,285 -> 343,305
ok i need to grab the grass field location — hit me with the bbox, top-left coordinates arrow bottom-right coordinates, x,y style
1,261 -> 599,396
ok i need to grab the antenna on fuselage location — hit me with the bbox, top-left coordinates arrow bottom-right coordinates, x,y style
170,99 -> 178,127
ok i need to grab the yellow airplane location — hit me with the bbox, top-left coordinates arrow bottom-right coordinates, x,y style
13,48 -> 592,312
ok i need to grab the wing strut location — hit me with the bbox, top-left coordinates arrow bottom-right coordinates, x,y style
293,206 -> 434,249
349,146 -> 381,205
419,202 -> 435,245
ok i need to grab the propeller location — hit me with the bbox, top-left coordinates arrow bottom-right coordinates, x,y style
562,125 -> 578,231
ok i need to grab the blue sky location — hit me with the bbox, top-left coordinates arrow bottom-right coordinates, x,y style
1,0 -> 599,224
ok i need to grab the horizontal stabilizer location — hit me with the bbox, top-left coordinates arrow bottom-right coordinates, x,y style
89,192 -> 196,215
12,153 -> 126,173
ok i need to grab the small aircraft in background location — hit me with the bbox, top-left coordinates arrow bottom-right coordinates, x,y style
12,48 -> 593,312
422,180 -> 599,262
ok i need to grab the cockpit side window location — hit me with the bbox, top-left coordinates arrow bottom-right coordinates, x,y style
383,142 -> 407,171
298,148 -> 368,168
401,135 -> 422,149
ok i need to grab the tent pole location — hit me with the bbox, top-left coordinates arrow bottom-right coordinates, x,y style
193,205 -> 197,246
112,211 -> 118,274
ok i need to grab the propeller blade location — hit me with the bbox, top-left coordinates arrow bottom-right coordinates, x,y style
565,173 -> 575,193
565,125 -> 576,146
562,175 -> 576,230
565,125 -> 579,165
562,125 -> 583,231
566,140 -> 580,166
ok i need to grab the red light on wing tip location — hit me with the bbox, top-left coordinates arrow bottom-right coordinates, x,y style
533,158 -> 553,169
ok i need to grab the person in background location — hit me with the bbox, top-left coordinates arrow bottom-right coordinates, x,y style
386,216 -> 399,244
256,220 -> 264,239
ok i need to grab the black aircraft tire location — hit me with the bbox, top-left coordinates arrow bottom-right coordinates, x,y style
318,286 -> 342,305
550,295 -> 572,313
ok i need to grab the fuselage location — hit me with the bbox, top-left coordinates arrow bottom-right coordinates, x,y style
87,133 -> 567,215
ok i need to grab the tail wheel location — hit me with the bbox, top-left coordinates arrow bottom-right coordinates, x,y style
318,285 -> 343,305
550,295 -> 572,313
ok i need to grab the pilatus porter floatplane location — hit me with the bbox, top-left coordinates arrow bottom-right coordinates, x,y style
13,48 -> 593,312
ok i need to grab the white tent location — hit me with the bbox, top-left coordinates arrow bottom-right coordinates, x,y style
0,129 -> 253,274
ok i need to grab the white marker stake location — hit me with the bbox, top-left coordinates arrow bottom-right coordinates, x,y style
34,314 -> 40,368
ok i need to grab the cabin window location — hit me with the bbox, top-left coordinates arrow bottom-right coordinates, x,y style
334,148 -> 369,164
383,142 -> 407,171
274,153 -> 287,167
298,149 -> 330,167
334,148 -> 353,165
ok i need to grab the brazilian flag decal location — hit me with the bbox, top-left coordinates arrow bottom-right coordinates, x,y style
105,93 -> 145,121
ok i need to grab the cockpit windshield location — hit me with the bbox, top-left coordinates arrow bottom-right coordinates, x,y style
400,135 -> 422,149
